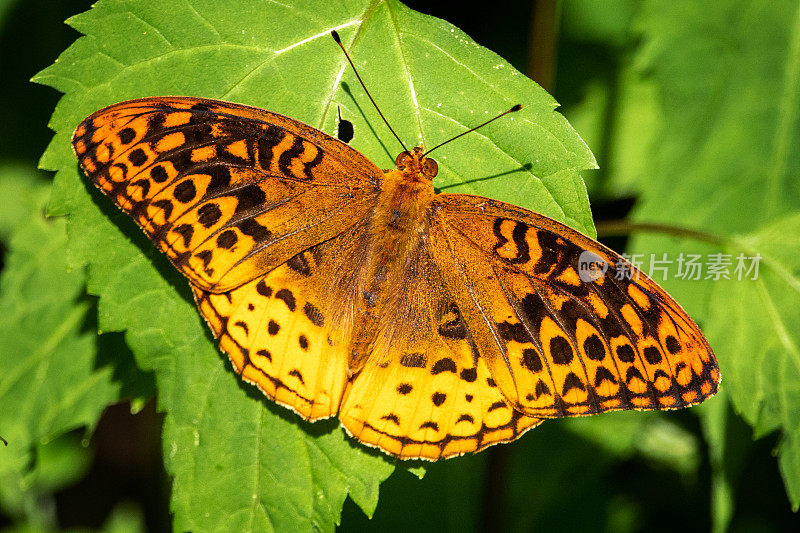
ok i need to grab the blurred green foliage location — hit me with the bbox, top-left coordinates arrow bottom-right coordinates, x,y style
1,0 -> 799,531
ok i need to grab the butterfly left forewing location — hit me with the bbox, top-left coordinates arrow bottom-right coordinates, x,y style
429,194 -> 719,419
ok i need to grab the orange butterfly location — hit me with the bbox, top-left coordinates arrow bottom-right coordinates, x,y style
72,32 -> 719,460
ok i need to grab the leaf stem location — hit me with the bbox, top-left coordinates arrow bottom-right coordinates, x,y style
595,219 -> 729,247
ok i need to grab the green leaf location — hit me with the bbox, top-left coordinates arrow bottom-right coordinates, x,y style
631,0 -> 800,231
0,165 -> 119,527
36,0 -> 596,529
703,212 -> 800,509
341,453 -> 487,531
617,0 -> 800,509
561,0 -> 638,48
99,503 -> 147,533
563,410 -> 700,476
698,389 -> 752,533
0,0 -> 21,26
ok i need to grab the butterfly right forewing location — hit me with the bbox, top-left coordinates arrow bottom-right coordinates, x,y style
72,96 -> 383,293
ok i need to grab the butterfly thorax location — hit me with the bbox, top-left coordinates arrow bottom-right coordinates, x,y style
347,147 -> 438,372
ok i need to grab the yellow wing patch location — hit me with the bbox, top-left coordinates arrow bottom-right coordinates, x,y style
193,249 -> 350,421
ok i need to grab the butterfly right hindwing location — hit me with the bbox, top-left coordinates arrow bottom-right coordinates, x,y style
337,233 -> 542,460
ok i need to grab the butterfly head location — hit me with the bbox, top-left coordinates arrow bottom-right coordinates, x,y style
395,146 -> 439,182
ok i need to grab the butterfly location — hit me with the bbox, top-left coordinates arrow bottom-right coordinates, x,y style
71,37 -> 719,461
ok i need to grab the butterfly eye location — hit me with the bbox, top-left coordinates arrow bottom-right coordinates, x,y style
395,151 -> 413,168
421,158 -> 438,179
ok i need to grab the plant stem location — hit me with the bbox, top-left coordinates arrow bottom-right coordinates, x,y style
595,220 -> 728,247
527,0 -> 559,91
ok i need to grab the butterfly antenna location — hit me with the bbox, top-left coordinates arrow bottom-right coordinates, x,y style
423,104 -> 522,157
331,30 -> 408,152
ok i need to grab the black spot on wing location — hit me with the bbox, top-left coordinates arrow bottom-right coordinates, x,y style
256,279 -> 272,297
488,401 -> 506,412
521,348 -> 543,372
119,127 -> 136,144
419,421 -> 439,431
381,413 -> 400,425
431,358 -> 457,375
562,372 -> 586,396
129,148 -> 147,166
616,344 -> 635,363
644,346 -> 663,364
233,184 -> 267,214
286,251 -> 312,276
238,218 -> 271,242
303,302 -> 325,326
400,353 -> 427,368
550,336 -> 573,364
666,335 -> 681,355
460,368 -> 477,382
216,230 -> 237,249
150,165 -> 169,183
594,366 -> 618,387
584,335 -> 606,361
275,288 -> 296,311
174,180 -> 197,203
437,302 -> 468,339
197,203 -> 222,228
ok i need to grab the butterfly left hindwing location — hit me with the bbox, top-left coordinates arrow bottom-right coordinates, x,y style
192,219 -> 378,422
